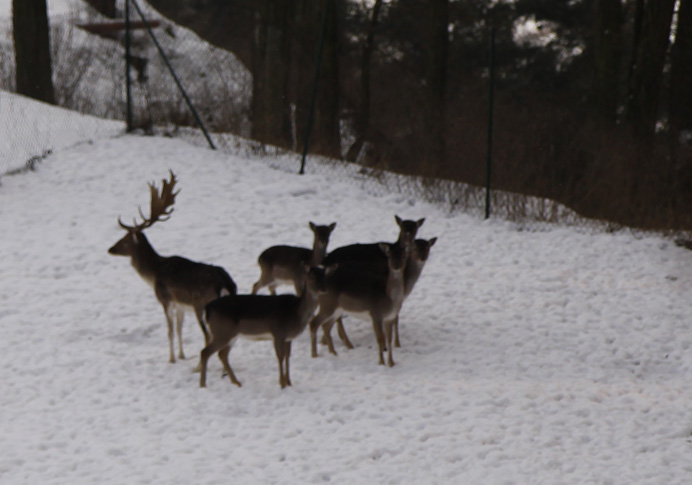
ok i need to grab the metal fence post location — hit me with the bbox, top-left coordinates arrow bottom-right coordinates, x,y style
485,26 -> 496,219
130,0 -> 216,150
125,0 -> 133,132
299,0 -> 331,175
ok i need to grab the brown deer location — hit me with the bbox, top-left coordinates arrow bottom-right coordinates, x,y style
310,243 -> 408,367
108,170 -> 237,366
393,236 -> 437,347
320,216 -> 425,351
200,265 -> 332,389
319,236 -> 437,353
251,222 -> 336,295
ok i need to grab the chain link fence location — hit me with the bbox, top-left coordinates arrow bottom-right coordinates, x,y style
1,1 -> 685,237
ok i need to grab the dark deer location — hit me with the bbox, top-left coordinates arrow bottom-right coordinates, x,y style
252,222 -> 336,295
310,243 -> 408,367
319,236 -> 437,352
200,265 -> 332,389
319,216 -> 424,351
108,170 -> 237,366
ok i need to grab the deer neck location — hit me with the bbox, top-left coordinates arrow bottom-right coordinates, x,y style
386,265 -> 405,306
297,286 -> 320,327
403,255 -> 425,296
130,232 -> 164,285
310,240 -> 328,266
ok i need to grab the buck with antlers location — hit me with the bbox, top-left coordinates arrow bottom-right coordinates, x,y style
317,215 -> 425,352
108,170 -> 237,366
200,264 -> 332,389
252,222 -> 336,295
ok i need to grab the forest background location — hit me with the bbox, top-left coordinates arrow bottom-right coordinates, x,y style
10,0 -> 692,230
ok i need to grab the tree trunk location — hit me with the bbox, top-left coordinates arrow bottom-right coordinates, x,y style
293,0 -> 341,158
669,0 -> 692,214
669,0 -> 692,139
592,0 -> 623,123
251,0 -> 293,149
421,0 -> 449,178
625,0 -> 676,138
12,0 -> 56,104
346,0 -> 383,162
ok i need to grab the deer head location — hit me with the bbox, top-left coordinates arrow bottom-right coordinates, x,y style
109,170 -> 179,257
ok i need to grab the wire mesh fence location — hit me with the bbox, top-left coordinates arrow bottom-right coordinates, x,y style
1,1 -> 687,237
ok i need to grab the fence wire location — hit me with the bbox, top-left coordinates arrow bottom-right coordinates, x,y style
1,1 -> 686,238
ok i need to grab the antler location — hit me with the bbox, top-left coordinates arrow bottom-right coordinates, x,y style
118,170 -> 180,232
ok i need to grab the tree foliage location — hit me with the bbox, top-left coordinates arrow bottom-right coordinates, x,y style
133,0 -> 692,228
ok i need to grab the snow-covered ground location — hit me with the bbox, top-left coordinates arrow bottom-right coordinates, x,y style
2,91 -> 692,484
0,0 -> 250,175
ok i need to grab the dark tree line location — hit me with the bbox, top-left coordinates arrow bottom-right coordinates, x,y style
13,0 -> 692,229
146,0 -> 691,229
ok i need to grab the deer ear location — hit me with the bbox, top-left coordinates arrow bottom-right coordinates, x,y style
395,215 -> 402,226
328,222 -> 337,232
429,237 -> 437,246
309,222 -> 316,231
416,218 -> 425,228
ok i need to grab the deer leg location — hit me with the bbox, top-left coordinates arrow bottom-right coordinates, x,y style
191,307 -> 210,372
320,317 -> 353,349
310,311 -> 334,358
194,307 -> 211,346
218,344 -> 242,387
393,314 -> 401,348
284,341 -> 292,387
199,341 -> 221,388
371,316 -> 386,366
321,319 -> 339,356
384,318 -> 396,367
251,271 -> 270,295
163,304 -> 176,363
336,317 -> 355,349
274,338 -> 289,388
175,308 -> 185,360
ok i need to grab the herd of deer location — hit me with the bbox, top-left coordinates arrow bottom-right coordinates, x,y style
109,171 -> 436,389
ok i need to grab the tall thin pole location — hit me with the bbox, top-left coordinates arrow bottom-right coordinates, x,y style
299,0 -> 331,175
485,26 -> 496,219
125,0 -> 133,132
130,0 -> 216,150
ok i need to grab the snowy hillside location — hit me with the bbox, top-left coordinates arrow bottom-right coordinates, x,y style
0,0 -> 250,174
1,90 -> 692,484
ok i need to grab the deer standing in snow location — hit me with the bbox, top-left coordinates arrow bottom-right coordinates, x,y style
316,216 -> 425,352
252,222 -> 336,295
310,243 -> 408,367
108,170 -> 237,366
200,265 -> 332,389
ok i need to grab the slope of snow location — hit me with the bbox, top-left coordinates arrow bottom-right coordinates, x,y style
0,90 -> 123,174
1,103 -> 692,483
